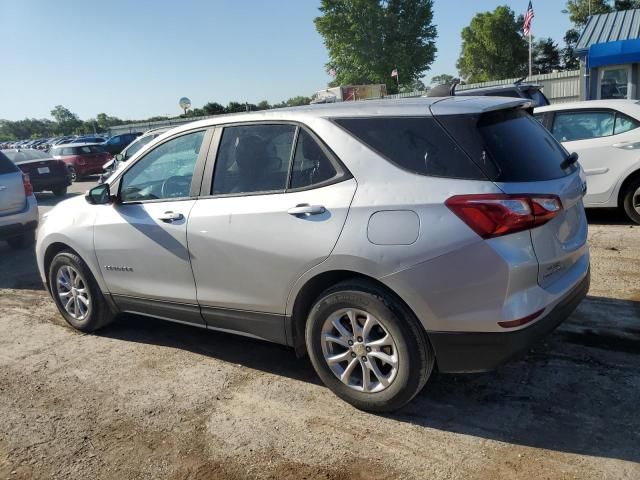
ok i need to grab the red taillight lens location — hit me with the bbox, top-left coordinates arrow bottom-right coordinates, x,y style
445,194 -> 562,239
497,308 -> 545,328
22,173 -> 33,196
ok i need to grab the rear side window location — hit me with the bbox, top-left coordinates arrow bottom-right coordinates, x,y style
438,109 -> 574,182
552,111 -> 615,142
334,117 -> 486,179
0,152 -> 18,174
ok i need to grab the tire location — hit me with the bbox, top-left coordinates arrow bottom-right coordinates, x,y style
48,251 -> 115,332
52,186 -> 67,197
305,280 -> 434,412
68,166 -> 77,182
7,231 -> 35,249
622,178 -> 640,225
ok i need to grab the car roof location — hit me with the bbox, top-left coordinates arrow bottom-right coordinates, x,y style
162,96 -> 531,137
51,142 -> 104,148
535,99 -> 640,113
457,83 -> 542,95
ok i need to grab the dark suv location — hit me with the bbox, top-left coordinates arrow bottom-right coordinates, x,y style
102,133 -> 142,155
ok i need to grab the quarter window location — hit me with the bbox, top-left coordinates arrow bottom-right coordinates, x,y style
334,117 -> 485,179
290,129 -> 337,189
120,130 -> 205,202
614,113 -> 639,135
212,124 -> 296,195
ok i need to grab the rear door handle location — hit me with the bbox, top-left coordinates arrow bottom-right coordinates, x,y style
287,204 -> 326,216
157,211 -> 184,223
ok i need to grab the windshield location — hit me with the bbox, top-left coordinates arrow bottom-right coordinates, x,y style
124,135 -> 156,159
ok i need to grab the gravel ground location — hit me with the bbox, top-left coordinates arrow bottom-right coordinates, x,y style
0,179 -> 639,479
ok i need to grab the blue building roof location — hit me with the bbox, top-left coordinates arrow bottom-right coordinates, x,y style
577,9 -> 640,54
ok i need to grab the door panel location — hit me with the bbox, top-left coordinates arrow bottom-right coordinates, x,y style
94,200 -> 199,306
188,179 -> 357,316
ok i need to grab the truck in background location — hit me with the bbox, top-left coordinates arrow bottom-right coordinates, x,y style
310,84 -> 387,104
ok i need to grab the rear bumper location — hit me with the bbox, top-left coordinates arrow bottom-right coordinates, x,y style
0,196 -> 38,239
31,175 -> 71,191
0,220 -> 38,240
429,268 -> 590,373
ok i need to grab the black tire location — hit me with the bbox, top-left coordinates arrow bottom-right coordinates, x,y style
52,185 -> 67,197
68,166 -> 77,182
48,251 -> 115,332
7,230 -> 35,249
305,279 -> 434,412
622,177 -> 640,225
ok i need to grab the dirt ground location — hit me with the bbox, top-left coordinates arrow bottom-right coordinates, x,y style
1,180 -> 639,480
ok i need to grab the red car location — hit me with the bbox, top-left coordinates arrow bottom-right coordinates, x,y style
49,143 -> 112,180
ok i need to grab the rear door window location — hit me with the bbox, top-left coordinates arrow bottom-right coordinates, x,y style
614,113 -> 639,135
551,111 -> 615,142
212,124 -> 296,195
333,117 -> 486,179
290,129 -> 338,189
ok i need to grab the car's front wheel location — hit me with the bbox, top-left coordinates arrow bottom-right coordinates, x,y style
622,177 -> 640,225
48,251 -> 115,332
305,280 -> 434,412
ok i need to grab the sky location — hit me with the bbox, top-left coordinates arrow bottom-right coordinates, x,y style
0,1 -> 572,122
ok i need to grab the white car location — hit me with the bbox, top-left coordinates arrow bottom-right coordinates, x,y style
0,151 -> 38,249
535,100 -> 640,224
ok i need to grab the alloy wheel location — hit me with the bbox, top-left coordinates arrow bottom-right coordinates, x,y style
320,308 -> 399,393
56,265 -> 90,320
633,186 -> 640,215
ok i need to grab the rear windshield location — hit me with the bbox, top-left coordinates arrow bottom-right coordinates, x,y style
333,117 -> 486,180
437,109 -> 575,182
3,150 -> 50,162
0,152 -> 18,174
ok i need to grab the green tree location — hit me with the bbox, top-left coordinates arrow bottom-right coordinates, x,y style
285,96 -> 311,107
202,102 -> 226,115
562,28 -> 581,70
256,100 -> 271,110
430,74 -> 455,85
50,105 -> 82,135
533,38 -> 562,74
615,0 -> 640,8
563,0 -> 611,27
457,6 -> 528,83
314,0 -> 437,94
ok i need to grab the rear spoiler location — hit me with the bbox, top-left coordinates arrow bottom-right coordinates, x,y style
429,97 -> 534,117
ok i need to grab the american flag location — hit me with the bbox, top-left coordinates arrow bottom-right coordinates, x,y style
523,1 -> 534,36
391,69 -> 398,78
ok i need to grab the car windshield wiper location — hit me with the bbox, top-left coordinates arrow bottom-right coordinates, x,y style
560,151 -> 579,170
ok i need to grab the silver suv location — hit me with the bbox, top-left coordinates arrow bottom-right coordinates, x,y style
36,97 -> 590,412
0,151 -> 38,249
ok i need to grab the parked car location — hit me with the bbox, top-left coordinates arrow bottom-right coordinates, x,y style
0,151 -> 38,249
428,79 -> 550,107
36,97 -> 589,412
49,143 -> 112,180
102,133 -> 141,155
535,99 -> 640,224
2,149 -> 71,196
75,136 -> 106,144
101,127 -> 173,181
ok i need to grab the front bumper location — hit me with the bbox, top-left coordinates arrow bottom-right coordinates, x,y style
429,269 -> 590,373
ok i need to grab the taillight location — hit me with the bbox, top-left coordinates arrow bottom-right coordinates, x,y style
445,194 -> 562,239
22,173 -> 34,196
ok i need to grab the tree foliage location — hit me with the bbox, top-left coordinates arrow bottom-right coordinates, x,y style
563,0 -> 611,27
457,6 -> 528,83
533,38 -> 562,74
314,0 -> 437,93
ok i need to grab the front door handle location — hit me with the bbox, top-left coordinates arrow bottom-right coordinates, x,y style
287,204 -> 326,216
157,211 -> 184,223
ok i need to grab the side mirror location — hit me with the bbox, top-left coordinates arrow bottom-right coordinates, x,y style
114,153 -> 124,161
85,183 -> 112,205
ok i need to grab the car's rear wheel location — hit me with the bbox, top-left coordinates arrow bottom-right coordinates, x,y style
305,280 -> 434,412
622,178 -> 640,225
52,186 -> 67,197
7,231 -> 35,250
48,251 -> 115,332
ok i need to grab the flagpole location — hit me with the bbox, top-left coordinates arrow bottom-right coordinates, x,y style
529,32 -> 532,77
